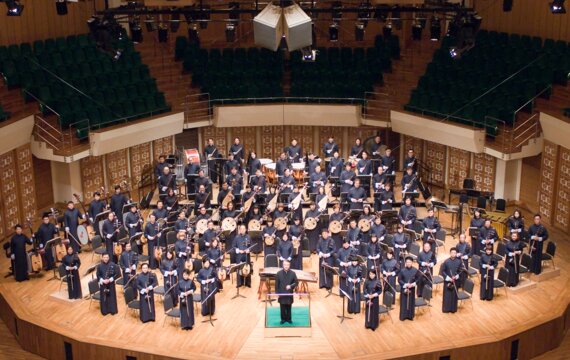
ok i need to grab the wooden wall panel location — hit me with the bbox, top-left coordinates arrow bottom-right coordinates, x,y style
554,146 -> 570,231
32,156 -> 53,210
472,153 -> 496,192
0,0 -> 99,46
105,149 -> 129,189
0,191 -> 4,240
202,126 -> 228,157
15,145 -> 36,221
402,135 -> 424,163
260,126 -> 284,160
289,126 -> 314,155
80,156 -> 104,200
152,136 -> 174,158
0,151 -> 20,234
475,0 -> 570,42
538,140 -> 558,224
318,127 -> 344,158
447,147 -> 471,190
351,126 -> 380,145
424,141 -> 446,187
130,142 -> 152,187
232,127 -> 256,158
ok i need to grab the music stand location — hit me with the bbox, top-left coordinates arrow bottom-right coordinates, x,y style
403,192 -> 420,203
229,262 -> 248,299
468,227 -> 480,238
45,237 -> 60,281
96,210 -> 111,235
385,173 -> 396,184
321,262 -> 340,298
337,287 -> 353,323
404,228 -> 418,242
201,285 -> 218,326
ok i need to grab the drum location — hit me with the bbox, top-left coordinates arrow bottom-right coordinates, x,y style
329,220 -> 343,234
304,217 -> 318,230
185,149 -> 201,165
248,219 -> 261,231
222,217 -> 237,232
77,225 -> 90,245
259,158 -> 272,168
265,163 -> 277,184
196,219 -> 208,235
358,218 -> 371,232
274,217 -> 288,231
292,162 -> 305,183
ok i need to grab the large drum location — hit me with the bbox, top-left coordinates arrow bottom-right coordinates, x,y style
185,149 -> 201,165
292,162 -> 305,183
264,163 -> 277,184
77,225 -> 90,245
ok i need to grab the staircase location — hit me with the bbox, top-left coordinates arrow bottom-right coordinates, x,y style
32,113 -> 89,156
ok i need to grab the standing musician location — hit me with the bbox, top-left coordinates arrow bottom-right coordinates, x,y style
125,204 -> 142,241
250,169 -> 267,193
88,191 -> 106,235
363,269 -> 382,331
470,209 -> 485,255
398,256 -> 419,321
350,138 -> 363,158
144,214 -> 161,270
348,178 -> 366,210
10,224 -> 32,282
328,151 -> 343,178
305,152 -> 320,177
422,208 -> 441,246
155,155 -> 169,179
158,166 -> 176,198
381,250 -> 399,305
178,269 -> 196,330
377,182 -> 395,211
229,137 -> 245,169
263,218 -> 278,255
102,212 -> 119,261
110,185 -> 129,221
184,157 -> 201,195
204,138 -> 219,184
64,201 -> 85,253
62,246 -> 82,300
528,214 -> 548,275
35,214 -> 59,270
340,163 -> 356,211
480,246 -> 497,301
381,148 -> 396,175
401,167 -> 418,194
310,165 -> 327,194
370,217 -> 387,243
305,202 -> 322,253
119,242 -> 138,296
161,250 -> 179,306
347,219 -> 363,255
356,151 -> 372,176
417,242 -> 436,298
206,238 -> 225,290
404,149 -> 418,174
393,224 -> 409,266
201,221 -> 217,253
507,209 -> 525,236
279,169 -> 295,196
224,152 -> 239,177
373,166 -> 388,194
164,188 -> 178,212
359,206 -> 374,246
246,151 -> 262,179
195,169 -> 212,194
455,233 -> 472,288
197,256 -> 218,316
506,232 -> 525,287
346,256 -> 363,314
195,184 -> 211,210
317,228 -> 336,290
276,260 -> 298,324
441,248 -> 463,313
136,263 -> 158,323
398,197 -> 417,230
175,231 -> 192,276
337,239 -> 355,297
97,252 -> 119,316
288,217 -> 304,270
370,135 -> 384,173
235,225 -> 253,288
479,219 -> 498,253
322,136 -> 339,159
286,139 -> 302,163
366,234 -> 382,275
276,152 -> 291,177
226,167 -> 243,194
277,233 -> 293,267
152,200 -> 168,221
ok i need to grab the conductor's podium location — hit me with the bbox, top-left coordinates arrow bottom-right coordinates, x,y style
264,293 -> 312,338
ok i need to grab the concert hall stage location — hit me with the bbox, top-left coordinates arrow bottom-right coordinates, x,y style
0,211 -> 568,360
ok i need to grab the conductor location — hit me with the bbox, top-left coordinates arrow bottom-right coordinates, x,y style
275,260 -> 298,324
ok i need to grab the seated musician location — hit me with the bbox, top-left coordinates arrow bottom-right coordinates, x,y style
401,167 -> 418,194
479,219 -> 498,253
348,178 -> 366,210
263,218 -> 278,255
273,203 -> 289,238
288,187 -> 303,221
195,206 -> 211,222
201,221 -> 217,252
250,168 -> 267,193
310,165 -> 327,194
376,182 -> 395,212
370,216 -> 386,242
152,201 -> 168,221
422,207 -> 441,246
288,217 -> 304,270
224,153 -> 240,175
217,182 -> 232,209
279,169 -> 295,195
175,212 -> 189,233
195,169 -> 212,194
373,166 -> 388,194
340,163 -> 356,211
195,184 -> 211,209
403,149 -> 418,174
226,167 -> 243,194
305,201 -> 322,253
356,151 -> 372,176
158,165 -> 176,198
329,150 -> 343,178
350,138 -> 363,158
164,188 -> 178,212
381,148 -> 396,175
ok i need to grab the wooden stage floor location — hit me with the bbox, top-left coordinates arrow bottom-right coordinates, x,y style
0,210 -> 568,360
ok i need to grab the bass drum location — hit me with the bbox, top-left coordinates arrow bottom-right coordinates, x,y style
77,225 -> 90,245
184,149 -> 201,165
304,217 -> 318,230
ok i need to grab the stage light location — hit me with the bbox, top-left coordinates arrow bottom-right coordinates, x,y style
355,22 -> 365,41
301,46 -> 317,62
550,0 -> 566,13
503,0 -> 513,12
412,21 -> 422,41
113,49 -> 122,61
449,47 -> 459,59
55,0 -> 67,16
430,16 -> 441,41
329,23 -> 339,42
383,22 -> 392,38
225,23 -> 236,42
158,24 -> 168,43
145,15 -> 156,32
170,10 -> 180,33
129,19 -> 143,43
6,0 -> 24,16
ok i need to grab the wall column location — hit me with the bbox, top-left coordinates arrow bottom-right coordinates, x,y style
51,161 -> 83,204
494,158 -> 522,201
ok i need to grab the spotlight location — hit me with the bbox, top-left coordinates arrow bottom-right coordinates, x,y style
55,0 -> 67,16
158,24 -> 168,43
113,50 -> 122,61
503,0 -> 513,12
145,15 -> 156,32
5,0 -> 24,16
329,23 -> 339,42
550,0 -> 566,13
188,23 -> 199,45
129,19 -> 143,43
355,22 -> 365,41
412,21 -> 422,41
430,16 -> 441,41
383,22 -> 392,38
449,47 -> 459,59
225,23 -> 236,42
301,47 -> 317,62
170,9 -> 180,33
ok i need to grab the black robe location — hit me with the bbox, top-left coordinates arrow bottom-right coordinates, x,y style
455,242 -> 472,288
235,234 -> 253,288
417,250 -> 436,297
469,217 -> 485,255
348,186 -> 366,210
137,272 -> 158,323
305,209 -> 321,252
119,250 -> 138,296
506,240 -> 525,287
97,261 -> 119,315
288,224 -> 304,270
381,258 -> 399,304
365,240 -> 383,273
10,234 -> 32,282
346,265 -> 362,314
336,246 -> 355,296
161,258 -> 179,306
398,266 -> 419,320
398,205 -> 416,230
480,254 -> 497,301
178,278 -> 196,329
441,257 -> 463,313
422,216 -> 441,245
35,223 -> 58,270
144,222 -> 160,269
62,253 -> 82,299
317,237 -> 336,289
363,278 -> 382,330
110,193 -> 128,221
197,267 -> 218,316
528,224 -> 548,274
64,208 -> 83,252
